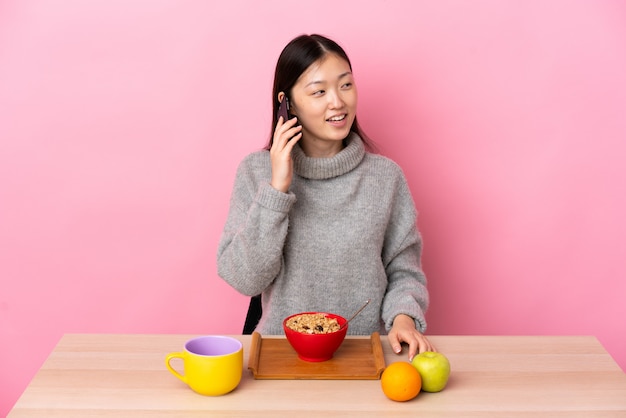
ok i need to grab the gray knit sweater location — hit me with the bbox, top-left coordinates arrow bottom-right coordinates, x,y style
217,134 -> 429,335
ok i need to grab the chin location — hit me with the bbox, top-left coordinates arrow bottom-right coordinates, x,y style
329,128 -> 352,142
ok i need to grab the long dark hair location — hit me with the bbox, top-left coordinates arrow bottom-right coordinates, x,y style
265,34 -> 375,151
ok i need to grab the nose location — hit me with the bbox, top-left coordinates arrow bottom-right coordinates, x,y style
328,90 -> 345,109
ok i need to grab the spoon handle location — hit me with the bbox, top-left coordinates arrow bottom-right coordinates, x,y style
341,299 -> 371,330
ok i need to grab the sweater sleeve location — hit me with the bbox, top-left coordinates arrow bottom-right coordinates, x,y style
216,154 -> 296,296
380,172 -> 429,333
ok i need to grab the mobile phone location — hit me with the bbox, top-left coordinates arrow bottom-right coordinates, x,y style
277,96 -> 291,123
276,96 -> 299,142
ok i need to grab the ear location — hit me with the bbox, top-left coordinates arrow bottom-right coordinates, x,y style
277,91 -> 286,104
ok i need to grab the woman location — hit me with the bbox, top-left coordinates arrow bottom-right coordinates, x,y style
217,34 -> 435,360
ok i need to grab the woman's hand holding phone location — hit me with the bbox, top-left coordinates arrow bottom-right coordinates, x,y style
270,113 -> 302,193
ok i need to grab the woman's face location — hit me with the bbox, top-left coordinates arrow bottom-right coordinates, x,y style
288,53 -> 357,150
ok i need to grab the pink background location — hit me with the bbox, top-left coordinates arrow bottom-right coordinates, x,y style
1,0 -> 625,414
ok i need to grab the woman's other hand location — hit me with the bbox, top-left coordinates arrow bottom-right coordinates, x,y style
388,314 -> 437,362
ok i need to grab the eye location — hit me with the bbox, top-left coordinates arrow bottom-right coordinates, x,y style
341,82 -> 353,89
312,90 -> 325,96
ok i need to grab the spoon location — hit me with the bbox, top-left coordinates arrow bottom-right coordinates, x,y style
339,299 -> 371,330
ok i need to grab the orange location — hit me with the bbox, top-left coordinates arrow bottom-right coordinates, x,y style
380,361 -> 422,402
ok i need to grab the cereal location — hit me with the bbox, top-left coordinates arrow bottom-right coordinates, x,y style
285,313 -> 341,334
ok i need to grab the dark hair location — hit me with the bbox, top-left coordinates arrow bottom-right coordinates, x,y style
266,34 -> 375,151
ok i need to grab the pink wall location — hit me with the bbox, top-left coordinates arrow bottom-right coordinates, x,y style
1,0 -> 625,414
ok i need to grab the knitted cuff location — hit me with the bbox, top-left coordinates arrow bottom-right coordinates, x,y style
256,182 -> 296,213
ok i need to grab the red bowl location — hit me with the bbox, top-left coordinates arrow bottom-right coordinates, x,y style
283,312 -> 348,362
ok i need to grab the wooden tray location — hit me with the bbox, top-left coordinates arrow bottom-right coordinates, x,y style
247,331 -> 386,380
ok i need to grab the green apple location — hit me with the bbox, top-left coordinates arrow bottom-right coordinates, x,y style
411,351 -> 450,392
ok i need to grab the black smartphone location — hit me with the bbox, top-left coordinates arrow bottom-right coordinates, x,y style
276,96 -> 300,142
277,96 -> 291,123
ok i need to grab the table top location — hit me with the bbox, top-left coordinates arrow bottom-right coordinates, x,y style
8,334 -> 626,417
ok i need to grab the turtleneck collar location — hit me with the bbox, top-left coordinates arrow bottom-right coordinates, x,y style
292,133 -> 365,180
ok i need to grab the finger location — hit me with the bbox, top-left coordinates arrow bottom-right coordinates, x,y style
418,336 -> 436,354
285,131 -> 302,147
388,333 -> 403,355
277,116 -> 299,132
408,342 -> 418,362
273,116 -> 290,142
273,118 -> 300,148
272,132 -> 302,158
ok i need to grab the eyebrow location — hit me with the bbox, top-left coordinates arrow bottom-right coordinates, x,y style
305,71 -> 352,88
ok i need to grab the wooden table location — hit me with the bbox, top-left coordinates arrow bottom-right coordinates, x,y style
8,334 -> 626,417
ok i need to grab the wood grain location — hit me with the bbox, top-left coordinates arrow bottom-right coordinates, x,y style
8,334 -> 626,417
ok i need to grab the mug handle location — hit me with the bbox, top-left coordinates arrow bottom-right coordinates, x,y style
165,352 -> 187,384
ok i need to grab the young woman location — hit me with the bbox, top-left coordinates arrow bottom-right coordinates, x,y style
217,34 -> 435,360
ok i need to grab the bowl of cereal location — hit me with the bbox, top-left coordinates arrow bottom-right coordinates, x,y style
283,312 -> 348,362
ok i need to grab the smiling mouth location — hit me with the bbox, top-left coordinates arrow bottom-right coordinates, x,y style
327,114 -> 346,122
